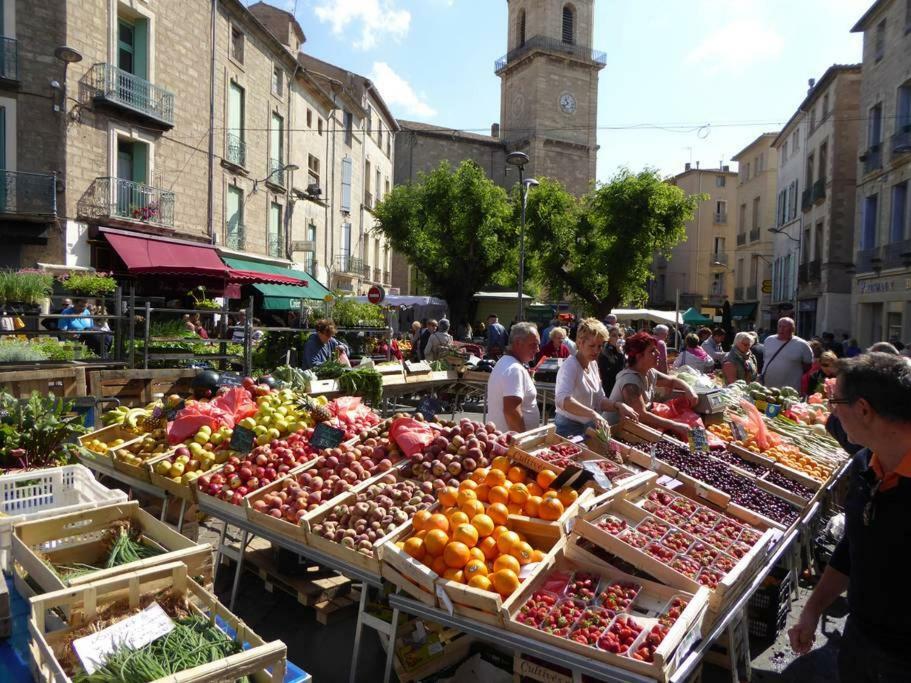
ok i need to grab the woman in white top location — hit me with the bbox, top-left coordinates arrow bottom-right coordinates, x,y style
486,322 -> 541,433
554,318 -> 639,438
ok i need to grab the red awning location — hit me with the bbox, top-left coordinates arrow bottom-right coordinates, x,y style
105,231 -> 306,286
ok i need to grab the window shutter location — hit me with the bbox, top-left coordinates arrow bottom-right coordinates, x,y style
341,158 -> 352,212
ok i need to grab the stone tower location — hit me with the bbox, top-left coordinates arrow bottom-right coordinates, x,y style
497,0 -> 605,196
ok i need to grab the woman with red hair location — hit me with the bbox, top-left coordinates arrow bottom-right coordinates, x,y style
607,331 -> 698,439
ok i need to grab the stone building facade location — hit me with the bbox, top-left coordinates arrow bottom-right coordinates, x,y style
770,112 -> 806,322
850,0 -> 911,346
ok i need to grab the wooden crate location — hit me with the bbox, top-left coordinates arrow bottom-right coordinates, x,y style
0,367 -> 87,399
148,451 -> 213,503
28,561 -> 287,682
11,501 -> 212,598
111,442 -> 174,483
503,537 -> 710,683
77,425 -> 142,469
87,369 -> 197,419
377,616 -> 473,683
239,457 -> 319,543
727,441 -> 823,492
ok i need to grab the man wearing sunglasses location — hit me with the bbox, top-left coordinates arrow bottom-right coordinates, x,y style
789,353 -> 911,681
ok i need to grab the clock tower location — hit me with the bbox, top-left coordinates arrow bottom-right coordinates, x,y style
497,0 -> 605,196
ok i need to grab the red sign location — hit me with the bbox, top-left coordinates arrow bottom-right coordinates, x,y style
367,285 -> 385,305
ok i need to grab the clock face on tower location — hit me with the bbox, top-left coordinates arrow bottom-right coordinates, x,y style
559,93 -> 576,114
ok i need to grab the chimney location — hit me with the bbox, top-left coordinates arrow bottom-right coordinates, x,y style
722,165 -> 730,172
684,162 -> 691,171
807,77 -> 816,93
491,123 -> 500,138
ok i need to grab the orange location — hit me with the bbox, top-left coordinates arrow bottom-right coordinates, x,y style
478,536 -> 499,560
447,510 -> 470,527
404,537 -> 426,561
493,553 -> 521,575
469,547 -> 486,562
491,456 -> 511,472
471,513 -> 494,538
457,488 -> 477,508
468,574 -> 492,591
412,509 -> 432,532
459,478 -> 478,492
442,568 -> 464,583
507,502 -> 524,515
527,482 -> 544,497
471,467 -> 489,484
414,529 -> 428,540
497,530 -> 521,555
431,555 -> 449,576
487,502 -> 509,525
453,523 -> 479,548
488,485 -> 510,505
421,554 -> 435,568
558,487 -> 579,507
530,549 -> 545,562
424,529 -> 449,556
491,525 -> 510,540
510,541 -> 534,565
542,490 -> 559,499
490,568 -> 520,598
524,496 -> 542,517
461,498 -> 486,518
463,558 -> 488,579
427,513 -> 450,532
539,497 -> 564,521
507,465 -> 526,483
485,469 -> 507,487
536,469 -> 558,490
438,486 -> 458,508
474,484 -> 491,502
509,482 -> 530,505
443,541 -> 471,569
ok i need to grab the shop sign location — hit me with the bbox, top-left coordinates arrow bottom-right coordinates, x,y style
858,280 -> 896,295
761,280 -> 772,294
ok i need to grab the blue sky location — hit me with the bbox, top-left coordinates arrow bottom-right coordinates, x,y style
254,0 -> 871,181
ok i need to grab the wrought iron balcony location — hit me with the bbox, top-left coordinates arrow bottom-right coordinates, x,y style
893,127 -> 911,155
854,247 -> 882,274
736,232 -> 746,246
801,188 -> 813,212
495,35 -> 606,74
335,254 -> 368,277
267,158 -> 285,188
0,170 -> 56,218
225,223 -> 245,250
0,37 -> 18,82
812,178 -> 826,203
225,133 -> 246,168
268,233 -> 284,258
709,253 -> 728,268
746,285 -> 758,300
79,177 -> 175,227
83,63 -> 174,127
384,270 -> 391,284
749,227 -> 760,242
713,212 -> 727,224
883,239 -> 911,269
798,260 -> 822,283
861,145 -> 882,174
734,286 -> 745,300
373,267 -> 382,282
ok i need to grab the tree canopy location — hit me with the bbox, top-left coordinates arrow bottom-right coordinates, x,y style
371,160 -> 517,325
524,169 -> 700,318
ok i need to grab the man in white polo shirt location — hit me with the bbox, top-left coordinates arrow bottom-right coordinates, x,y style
487,322 -> 540,433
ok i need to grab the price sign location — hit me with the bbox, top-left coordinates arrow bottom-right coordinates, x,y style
649,443 -> 658,472
581,460 -> 613,491
727,419 -> 748,443
230,426 -> 256,453
688,427 -> 710,453
310,422 -> 346,449
414,396 -> 442,422
216,372 -> 244,388
165,400 -> 186,423
551,463 -> 584,490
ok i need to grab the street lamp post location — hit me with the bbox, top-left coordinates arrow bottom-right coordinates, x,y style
505,151 -> 538,322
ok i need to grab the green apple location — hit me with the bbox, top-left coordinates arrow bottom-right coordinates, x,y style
238,417 -> 256,430
194,432 -> 209,445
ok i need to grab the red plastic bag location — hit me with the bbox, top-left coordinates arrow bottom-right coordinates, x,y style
167,400 -> 234,444
651,398 -> 725,447
732,399 -> 782,451
389,417 -> 436,458
330,396 -> 365,421
211,386 -> 258,422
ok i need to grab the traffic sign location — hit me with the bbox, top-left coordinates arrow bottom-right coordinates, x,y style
367,285 -> 385,304
761,280 -> 772,294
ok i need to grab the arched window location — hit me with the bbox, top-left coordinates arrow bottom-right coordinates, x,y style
517,9 -> 526,48
562,5 -> 575,45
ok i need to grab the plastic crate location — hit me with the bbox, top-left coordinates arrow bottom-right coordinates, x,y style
0,465 -> 127,572
748,601 -> 789,639
748,567 -> 792,640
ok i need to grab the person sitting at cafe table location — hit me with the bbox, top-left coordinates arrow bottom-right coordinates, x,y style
303,319 -> 350,369
607,331 -> 698,440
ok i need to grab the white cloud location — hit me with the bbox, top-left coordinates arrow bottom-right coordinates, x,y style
684,3 -> 784,74
369,62 -> 436,118
313,0 -> 410,50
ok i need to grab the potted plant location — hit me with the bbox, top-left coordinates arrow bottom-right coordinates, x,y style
0,269 -> 54,305
58,271 -> 118,297
188,285 -> 222,310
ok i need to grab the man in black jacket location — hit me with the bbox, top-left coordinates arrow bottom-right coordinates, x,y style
789,353 -> 911,682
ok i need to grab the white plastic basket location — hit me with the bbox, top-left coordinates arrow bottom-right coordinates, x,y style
0,464 -> 127,571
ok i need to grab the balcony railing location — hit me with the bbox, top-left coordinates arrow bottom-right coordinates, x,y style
83,63 -> 174,127
893,127 -> 911,155
709,253 -> 728,268
225,223 -> 245,251
495,35 -> 606,73
798,260 -> 822,283
384,270 -> 391,284
734,286 -> 745,300
267,233 -> 284,258
372,267 -> 382,282
0,170 -> 56,218
226,133 -> 246,168
736,233 -> 746,246
883,239 -> 911,269
749,227 -> 760,242
854,247 -> 882,274
267,159 -> 285,188
861,145 -> 882,174
812,178 -> 826,203
335,254 -> 368,277
801,188 -> 813,212
713,212 -> 727,224
746,285 -> 758,300
79,177 -> 175,227
0,37 -> 18,81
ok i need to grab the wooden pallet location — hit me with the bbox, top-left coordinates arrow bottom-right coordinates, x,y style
314,587 -> 361,625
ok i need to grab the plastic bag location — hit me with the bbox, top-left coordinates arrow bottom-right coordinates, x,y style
167,400 -> 235,444
733,399 -> 781,451
389,416 -> 436,458
651,397 -> 724,447
211,386 -> 258,422
330,396 -> 365,421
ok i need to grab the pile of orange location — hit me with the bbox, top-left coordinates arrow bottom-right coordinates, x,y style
395,457 -> 580,600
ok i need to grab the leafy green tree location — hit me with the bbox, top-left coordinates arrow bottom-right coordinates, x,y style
524,170 -> 700,318
372,160 -> 516,325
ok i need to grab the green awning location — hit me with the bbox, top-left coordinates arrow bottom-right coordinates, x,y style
731,302 -> 758,320
222,256 -> 332,311
682,307 -> 712,325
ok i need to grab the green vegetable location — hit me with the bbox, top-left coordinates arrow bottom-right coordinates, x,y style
51,525 -> 164,583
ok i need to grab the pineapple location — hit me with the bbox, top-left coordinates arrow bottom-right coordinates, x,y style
298,396 -> 333,423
